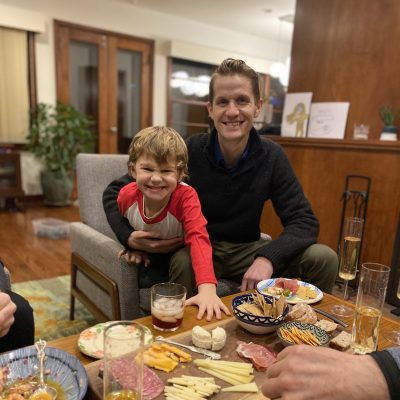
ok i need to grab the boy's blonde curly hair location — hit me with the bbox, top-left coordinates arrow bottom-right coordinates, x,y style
127,126 -> 188,178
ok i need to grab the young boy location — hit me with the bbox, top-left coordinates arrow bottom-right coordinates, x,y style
117,126 -> 229,318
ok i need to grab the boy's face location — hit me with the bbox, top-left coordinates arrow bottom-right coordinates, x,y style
131,154 -> 182,209
207,74 -> 261,145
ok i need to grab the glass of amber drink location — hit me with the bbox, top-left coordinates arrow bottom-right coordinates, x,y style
151,283 -> 186,332
331,217 -> 364,317
103,321 -> 144,400
351,263 -> 390,354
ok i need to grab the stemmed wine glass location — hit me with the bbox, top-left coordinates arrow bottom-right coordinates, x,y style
384,279 -> 400,344
331,217 -> 364,317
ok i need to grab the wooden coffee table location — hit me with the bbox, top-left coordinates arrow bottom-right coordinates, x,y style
49,292 -> 400,366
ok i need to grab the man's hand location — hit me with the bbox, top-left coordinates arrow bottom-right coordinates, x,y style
240,256 -> 273,291
262,345 -> 390,400
127,230 -> 184,253
0,293 -> 16,338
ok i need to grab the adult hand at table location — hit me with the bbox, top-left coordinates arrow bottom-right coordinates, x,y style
185,284 -> 230,321
240,257 -> 273,291
0,292 -> 16,338
127,230 -> 184,253
262,345 -> 390,400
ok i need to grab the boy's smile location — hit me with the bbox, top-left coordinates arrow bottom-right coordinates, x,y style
132,154 -> 181,217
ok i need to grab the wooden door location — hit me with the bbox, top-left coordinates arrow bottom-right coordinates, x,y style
55,21 -> 153,154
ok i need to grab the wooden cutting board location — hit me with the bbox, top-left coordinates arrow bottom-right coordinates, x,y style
85,317 -> 281,400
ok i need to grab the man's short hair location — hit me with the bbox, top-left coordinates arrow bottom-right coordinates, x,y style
209,58 -> 260,104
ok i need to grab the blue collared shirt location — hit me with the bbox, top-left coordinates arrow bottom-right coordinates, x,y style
214,136 -> 250,172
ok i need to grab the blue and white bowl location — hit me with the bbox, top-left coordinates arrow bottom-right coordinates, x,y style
232,293 -> 289,334
277,321 -> 330,347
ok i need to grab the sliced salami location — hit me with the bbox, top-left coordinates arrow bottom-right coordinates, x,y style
99,360 -> 165,400
143,365 -> 165,400
236,341 -> 277,371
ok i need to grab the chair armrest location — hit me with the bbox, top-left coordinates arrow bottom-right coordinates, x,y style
70,222 -> 141,319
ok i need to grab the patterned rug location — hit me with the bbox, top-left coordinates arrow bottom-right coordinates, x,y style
13,275 -> 97,341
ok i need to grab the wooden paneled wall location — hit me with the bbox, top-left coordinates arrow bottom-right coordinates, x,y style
290,0 -> 400,140
259,0 -> 400,270
260,138 -> 400,268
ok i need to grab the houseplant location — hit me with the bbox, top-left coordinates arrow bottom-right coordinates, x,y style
26,102 -> 95,205
379,106 -> 399,141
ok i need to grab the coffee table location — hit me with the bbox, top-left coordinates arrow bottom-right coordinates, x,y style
49,292 -> 400,367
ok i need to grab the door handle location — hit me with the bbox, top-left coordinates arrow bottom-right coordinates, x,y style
109,126 -> 117,133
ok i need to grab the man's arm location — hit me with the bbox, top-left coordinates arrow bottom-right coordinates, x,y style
103,173 -> 135,248
370,347 -> 400,400
256,145 -> 319,273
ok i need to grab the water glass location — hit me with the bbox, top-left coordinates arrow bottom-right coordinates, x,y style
103,321 -> 144,400
351,263 -> 390,354
151,283 -> 186,332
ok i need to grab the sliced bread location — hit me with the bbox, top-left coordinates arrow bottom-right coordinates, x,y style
315,319 -> 338,334
329,331 -> 351,351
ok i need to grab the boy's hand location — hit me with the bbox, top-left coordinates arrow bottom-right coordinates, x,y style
185,283 -> 230,321
118,249 -> 150,266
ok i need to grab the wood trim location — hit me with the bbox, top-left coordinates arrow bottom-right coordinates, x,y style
70,253 -> 121,322
53,19 -> 154,47
27,32 -> 37,111
263,136 -> 400,153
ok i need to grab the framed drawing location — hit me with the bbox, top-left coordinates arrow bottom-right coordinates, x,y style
307,102 -> 350,139
281,92 -> 313,137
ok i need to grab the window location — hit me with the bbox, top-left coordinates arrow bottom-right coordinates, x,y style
0,27 -> 36,145
167,58 -> 215,139
167,57 -> 285,138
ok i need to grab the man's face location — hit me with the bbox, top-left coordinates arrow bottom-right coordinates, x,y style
207,74 -> 261,144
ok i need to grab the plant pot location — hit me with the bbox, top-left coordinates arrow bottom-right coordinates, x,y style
40,170 -> 73,206
380,126 -> 398,141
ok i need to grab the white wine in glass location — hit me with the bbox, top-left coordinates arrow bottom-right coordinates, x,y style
331,217 -> 364,317
384,279 -> 400,345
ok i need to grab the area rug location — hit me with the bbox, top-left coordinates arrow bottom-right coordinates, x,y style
13,275 -> 97,341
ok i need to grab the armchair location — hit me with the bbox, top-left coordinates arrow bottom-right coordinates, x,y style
70,154 -> 239,322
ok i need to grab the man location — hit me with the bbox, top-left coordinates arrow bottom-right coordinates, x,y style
261,344 -> 399,400
103,58 -> 338,320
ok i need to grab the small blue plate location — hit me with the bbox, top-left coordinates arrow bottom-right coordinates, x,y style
0,345 -> 88,399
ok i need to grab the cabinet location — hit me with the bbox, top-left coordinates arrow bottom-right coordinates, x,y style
0,152 -> 24,198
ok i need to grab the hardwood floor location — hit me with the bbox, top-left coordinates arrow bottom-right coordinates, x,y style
0,201 -> 80,283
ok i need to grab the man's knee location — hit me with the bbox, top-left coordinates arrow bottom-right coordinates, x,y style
303,244 -> 339,292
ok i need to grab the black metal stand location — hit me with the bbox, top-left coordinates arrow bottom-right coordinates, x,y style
336,175 -> 371,295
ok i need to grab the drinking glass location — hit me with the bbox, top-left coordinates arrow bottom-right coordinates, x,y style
331,217 -> 364,317
384,279 -> 400,344
351,263 -> 390,354
103,321 -> 144,400
151,282 -> 186,332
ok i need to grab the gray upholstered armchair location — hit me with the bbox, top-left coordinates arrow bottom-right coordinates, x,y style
70,154 -> 239,322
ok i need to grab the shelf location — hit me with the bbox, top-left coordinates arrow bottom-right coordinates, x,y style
261,136 -> 400,153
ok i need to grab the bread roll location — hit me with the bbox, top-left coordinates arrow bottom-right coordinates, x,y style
285,303 -> 318,324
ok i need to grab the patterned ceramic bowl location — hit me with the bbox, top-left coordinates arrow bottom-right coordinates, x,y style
277,321 -> 330,347
231,293 -> 289,334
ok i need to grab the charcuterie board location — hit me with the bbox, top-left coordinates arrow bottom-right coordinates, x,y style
85,317 -> 282,399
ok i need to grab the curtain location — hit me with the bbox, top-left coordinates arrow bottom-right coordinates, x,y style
0,27 -> 29,143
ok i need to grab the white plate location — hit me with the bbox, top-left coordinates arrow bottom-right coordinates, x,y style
256,278 -> 323,304
78,321 -> 153,359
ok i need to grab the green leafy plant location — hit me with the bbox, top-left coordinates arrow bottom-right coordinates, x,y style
26,102 -> 95,177
379,106 -> 399,127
